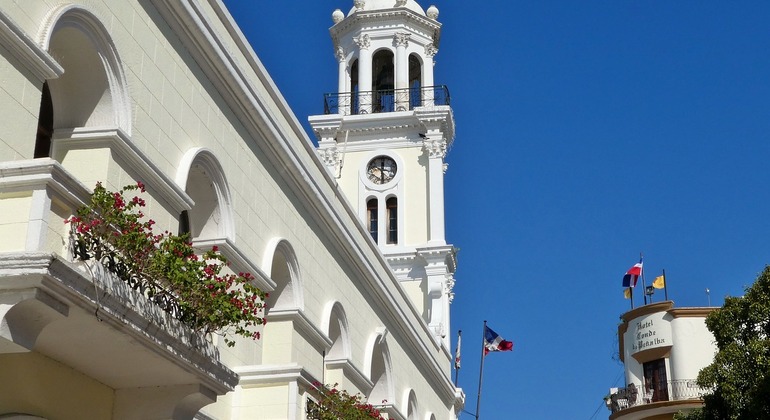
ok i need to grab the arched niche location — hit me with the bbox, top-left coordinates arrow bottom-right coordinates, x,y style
365,330 -> 393,406
321,301 -> 350,360
175,148 -> 235,241
262,238 -> 303,312
404,389 -> 418,420
37,5 -> 131,152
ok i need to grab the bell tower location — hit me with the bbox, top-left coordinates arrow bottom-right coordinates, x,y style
310,0 -> 456,348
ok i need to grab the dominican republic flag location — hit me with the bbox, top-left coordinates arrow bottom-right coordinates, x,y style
483,325 -> 514,355
622,258 -> 643,288
454,331 -> 462,369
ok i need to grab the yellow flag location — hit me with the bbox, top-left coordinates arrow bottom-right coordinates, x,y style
653,275 -> 665,289
624,288 -> 631,299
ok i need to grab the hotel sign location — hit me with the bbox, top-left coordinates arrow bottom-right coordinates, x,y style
630,311 -> 672,354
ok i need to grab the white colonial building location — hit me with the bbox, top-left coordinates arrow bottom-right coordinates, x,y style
0,0 -> 462,419
608,301 -> 717,420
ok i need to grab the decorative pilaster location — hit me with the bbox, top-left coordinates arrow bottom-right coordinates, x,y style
394,32 -> 410,48
317,147 -> 340,169
425,44 -> 438,59
355,34 -> 372,113
354,33 -> 370,50
422,138 -> 447,159
394,32 -> 411,110
417,246 -> 456,348
335,45 -> 347,106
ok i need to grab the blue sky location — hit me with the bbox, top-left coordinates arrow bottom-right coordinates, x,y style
223,1 -> 770,418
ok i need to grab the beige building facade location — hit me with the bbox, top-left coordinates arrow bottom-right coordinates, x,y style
608,302 -> 717,420
0,0 -> 462,419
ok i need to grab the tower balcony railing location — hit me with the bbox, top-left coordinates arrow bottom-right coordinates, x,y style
606,380 -> 710,414
323,85 -> 451,115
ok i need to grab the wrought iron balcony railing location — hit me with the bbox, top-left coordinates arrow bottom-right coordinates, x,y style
323,85 -> 450,115
606,380 -> 710,413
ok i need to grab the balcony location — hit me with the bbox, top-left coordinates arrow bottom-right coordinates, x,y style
0,159 -> 238,418
323,85 -> 451,115
607,380 -> 709,415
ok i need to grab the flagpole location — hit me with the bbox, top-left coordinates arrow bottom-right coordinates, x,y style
663,269 -> 669,301
454,330 -> 462,386
630,287 -> 634,309
640,253 -> 647,305
475,321 -> 487,420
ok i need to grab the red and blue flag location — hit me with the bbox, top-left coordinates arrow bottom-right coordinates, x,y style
622,258 -> 643,288
484,325 -> 514,355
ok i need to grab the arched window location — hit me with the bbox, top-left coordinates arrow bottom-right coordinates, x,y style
176,148 -> 235,242
372,50 -> 394,113
34,82 -> 53,158
185,164 -> 222,240
405,390 -> 418,420
264,241 -> 302,312
366,333 -> 392,406
41,6 -> 131,135
408,54 -> 422,109
36,5 -> 131,160
323,302 -> 350,360
367,198 -> 378,243
350,59 -> 359,114
386,197 -> 397,244
178,210 -> 191,237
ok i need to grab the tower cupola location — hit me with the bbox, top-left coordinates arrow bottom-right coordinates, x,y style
310,0 -> 456,347
325,0 -> 445,116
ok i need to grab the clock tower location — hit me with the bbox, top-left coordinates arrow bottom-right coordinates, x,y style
309,0 -> 456,348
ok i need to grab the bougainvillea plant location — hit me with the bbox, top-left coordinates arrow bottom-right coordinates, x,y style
306,383 -> 385,420
67,181 -> 267,347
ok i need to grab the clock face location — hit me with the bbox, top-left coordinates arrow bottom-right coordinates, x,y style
366,156 -> 397,185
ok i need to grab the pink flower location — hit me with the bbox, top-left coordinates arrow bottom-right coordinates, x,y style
212,245 -> 219,252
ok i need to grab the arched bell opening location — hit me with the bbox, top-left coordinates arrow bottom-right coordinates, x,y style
350,59 -> 359,114
372,50 -> 394,113
408,54 -> 422,109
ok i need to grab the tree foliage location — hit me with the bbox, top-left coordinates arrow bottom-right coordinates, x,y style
676,266 -> 770,420
67,182 -> 267,347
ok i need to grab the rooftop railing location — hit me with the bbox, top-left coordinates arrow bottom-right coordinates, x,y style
606,379 -> 709,413
323,85 -> 450,115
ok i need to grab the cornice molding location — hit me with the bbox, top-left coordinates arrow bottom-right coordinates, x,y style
235,363 -> 319,389
0,158 -> 90,210
331,9 -> 441,43
668,307 -> 717,318
267,308 -> 334,352
51,127 -> 193,213
192,237 -> 276,292
621,301 -> 674,323
0,12 -> 63,81
325,357 -> 374,393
